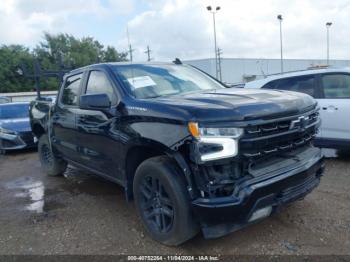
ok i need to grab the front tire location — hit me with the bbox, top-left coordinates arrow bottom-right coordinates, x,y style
133,156 -> 199,246
38,134 -> 67,176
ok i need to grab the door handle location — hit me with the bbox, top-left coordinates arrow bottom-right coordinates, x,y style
322,105 -> 338,110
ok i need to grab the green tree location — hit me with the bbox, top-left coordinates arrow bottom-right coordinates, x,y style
0,45 -> 34,93
33,32 -> 128,90
35,32 -> 128,68
103,46 -> 128,62
0,33 -> 128,93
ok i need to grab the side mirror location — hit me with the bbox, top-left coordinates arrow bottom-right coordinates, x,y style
79,93 -> 111,110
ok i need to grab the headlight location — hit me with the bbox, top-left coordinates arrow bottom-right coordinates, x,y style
0,127 -> 18,138
199,127 -> 243,137
188,122 -> 243,162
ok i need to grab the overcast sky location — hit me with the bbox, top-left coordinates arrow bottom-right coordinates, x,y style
1,0 -> 350,62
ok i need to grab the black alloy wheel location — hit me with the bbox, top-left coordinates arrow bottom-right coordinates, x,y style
139,175 -> 174,233
133,156 -> 199,246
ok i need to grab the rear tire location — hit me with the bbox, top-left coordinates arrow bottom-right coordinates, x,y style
38,134 -> 67,176
133,156 -> 199,246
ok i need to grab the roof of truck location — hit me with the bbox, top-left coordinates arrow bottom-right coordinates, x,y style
66,61 -> 187,79
69,61 -> 176,72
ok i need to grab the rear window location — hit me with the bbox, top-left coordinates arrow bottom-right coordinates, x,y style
0,104 -> 29,119
264,75 -> 316,97
262,80 -> 278,89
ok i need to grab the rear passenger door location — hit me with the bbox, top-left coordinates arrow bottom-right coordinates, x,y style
318,73 -> 350,141
75,69 -> 122,180
52,73 -> 83,162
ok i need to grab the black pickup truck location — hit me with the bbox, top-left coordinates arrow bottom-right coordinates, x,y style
30,61 -> 324,245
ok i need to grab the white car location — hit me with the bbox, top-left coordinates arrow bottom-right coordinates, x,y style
245,67 -> 350,149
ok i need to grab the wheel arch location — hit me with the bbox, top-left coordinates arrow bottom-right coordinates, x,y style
124,139 -> 193,201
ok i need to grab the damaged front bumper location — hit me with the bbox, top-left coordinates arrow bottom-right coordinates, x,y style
191,147 -> 324,239
0,131 -> 37,150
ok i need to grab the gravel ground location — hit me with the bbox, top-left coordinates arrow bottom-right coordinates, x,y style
0,149 -> 349,255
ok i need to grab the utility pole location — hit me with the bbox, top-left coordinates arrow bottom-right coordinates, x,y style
207,6 -> 221,79
144,45 -> 152,61
128,44 -> 134,62
126,25 -> 134,62
217,47 -> 223,81
326,22 -> 332,65
277,14 -> 284,73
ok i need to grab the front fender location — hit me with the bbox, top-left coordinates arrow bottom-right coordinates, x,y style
128,121 -> 191,149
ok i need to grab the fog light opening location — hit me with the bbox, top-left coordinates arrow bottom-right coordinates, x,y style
248,206 -> 272,222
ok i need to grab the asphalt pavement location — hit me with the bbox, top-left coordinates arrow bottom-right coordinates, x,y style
0,149 -> 349,255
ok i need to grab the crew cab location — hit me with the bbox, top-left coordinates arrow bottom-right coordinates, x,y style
245,67 -> 350,149
30,62 -> 324,245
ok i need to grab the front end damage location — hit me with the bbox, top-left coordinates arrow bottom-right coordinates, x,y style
0,130 -> 37,151
184,108 -> 325,238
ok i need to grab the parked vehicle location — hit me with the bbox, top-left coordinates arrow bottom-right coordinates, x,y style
224,82 -> 245,88
30,62 -> 324,245
0,96 -> 11,104
245,67 -> 350,149
0,102 -> 37,151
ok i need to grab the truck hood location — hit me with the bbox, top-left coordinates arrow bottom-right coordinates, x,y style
142,88 -> 317,123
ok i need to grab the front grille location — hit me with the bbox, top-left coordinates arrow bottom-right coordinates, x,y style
240,110 -> 320,159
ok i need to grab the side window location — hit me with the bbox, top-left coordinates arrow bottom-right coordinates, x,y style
86,71 -> 117,105
275,75 -> 315,96
321,74 -> 350,98
262,80 -> 279,89
61,73 -> 83,106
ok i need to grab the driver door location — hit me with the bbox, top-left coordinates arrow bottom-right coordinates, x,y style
75,69 -> 122,181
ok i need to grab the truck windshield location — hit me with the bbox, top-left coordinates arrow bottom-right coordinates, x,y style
113,64 -> 224,99
0,104 -> 29,119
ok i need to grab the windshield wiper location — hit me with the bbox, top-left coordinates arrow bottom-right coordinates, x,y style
145,92 -> 181,99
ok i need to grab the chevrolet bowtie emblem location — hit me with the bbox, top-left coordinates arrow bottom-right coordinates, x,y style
290,116 -> 309,130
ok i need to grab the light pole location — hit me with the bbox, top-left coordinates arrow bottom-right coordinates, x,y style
326,22 -> 332,65
207,5 -> 220,79
277,14 -> 283,73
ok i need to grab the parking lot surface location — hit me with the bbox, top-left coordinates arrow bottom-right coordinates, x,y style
0,149 -> 350,255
